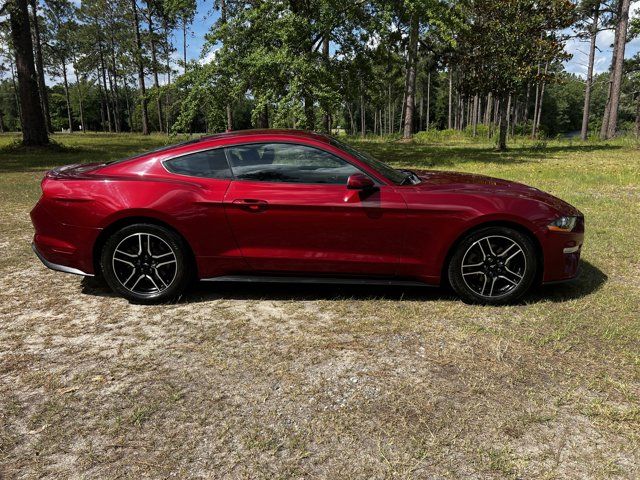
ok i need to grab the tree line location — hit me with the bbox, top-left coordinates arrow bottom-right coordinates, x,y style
0,0 -> 638,150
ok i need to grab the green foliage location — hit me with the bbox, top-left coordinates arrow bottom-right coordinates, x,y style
0,0 -> 636,141
455,0 -> 575,98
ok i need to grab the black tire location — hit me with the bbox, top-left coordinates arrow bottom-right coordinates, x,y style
448,226 -> 537,305
100,223 -> 192,304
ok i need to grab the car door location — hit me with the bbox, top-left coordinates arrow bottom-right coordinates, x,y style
222,142 -> 408,276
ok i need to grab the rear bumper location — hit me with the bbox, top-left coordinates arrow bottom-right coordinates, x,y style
32,243 -> 93,276
30,200 -> 101,276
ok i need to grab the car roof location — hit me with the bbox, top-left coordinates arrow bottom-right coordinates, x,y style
198,129 -> 332,145
103,130 -> 334,169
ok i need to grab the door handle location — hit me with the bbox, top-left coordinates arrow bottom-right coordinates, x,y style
232,198 -> 269,212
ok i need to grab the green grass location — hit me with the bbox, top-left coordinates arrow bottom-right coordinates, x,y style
0,131 -> 639,478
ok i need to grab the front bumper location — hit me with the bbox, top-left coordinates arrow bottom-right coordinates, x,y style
541,230 -> 584,283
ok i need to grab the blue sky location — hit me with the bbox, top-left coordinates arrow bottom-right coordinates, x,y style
176,0 -> 220,68
564,3 -> 640,78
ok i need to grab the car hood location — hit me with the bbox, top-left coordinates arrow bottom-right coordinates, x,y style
411,170 -> 581,216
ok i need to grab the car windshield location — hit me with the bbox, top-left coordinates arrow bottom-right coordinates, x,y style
330,138 -> 409,185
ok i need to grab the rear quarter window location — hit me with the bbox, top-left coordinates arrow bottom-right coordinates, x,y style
164,149 -> 232,179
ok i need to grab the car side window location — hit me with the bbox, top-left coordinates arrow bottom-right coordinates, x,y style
164,148 -> 232,179
225,143 -> 362,184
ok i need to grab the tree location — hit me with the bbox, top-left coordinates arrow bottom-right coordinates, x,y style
455,0 -> 574,150
130,0 -> 149,134
146,0 -> 165,132
6,0 -> 48,145
574,0 -> 611,140
164,0 -> 196,72
44,0 -> 77,132
202,1 -> 355,130
398,0 -> 459,139
601,0 -> 631,139
29,0 -> 52,133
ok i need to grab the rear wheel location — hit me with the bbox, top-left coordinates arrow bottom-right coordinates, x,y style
448,226 -> 537,305
100,223 -> 191,304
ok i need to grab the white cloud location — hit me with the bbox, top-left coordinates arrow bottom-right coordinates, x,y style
564,3 -> 640,78
198,47 -> 219,65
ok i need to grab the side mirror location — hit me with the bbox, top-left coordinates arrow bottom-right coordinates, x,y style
347,173 -> 375,191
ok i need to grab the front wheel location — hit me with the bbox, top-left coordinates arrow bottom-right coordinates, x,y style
448,226 -> 537,305
100,223 -> 192,304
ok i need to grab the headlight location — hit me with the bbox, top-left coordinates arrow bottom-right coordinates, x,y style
548,216 -> 577,232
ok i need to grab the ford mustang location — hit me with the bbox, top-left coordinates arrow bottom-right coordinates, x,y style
30,129 -> 584,304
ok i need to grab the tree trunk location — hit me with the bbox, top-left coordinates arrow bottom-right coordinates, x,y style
225,105 -> 232,131
601,1 -> 622,139
524,82 -> 531,124
484,92 -> 492,126
182,19 -> 187,72
472,94 -> 478,136
96,69 -> 106,130
28,0 -> 52,133
532,62 -> 548,138
164,18 -> 172,134
61,61 -> 73,132
398,85 -> 406,134
107,47 -> 121,133
131,0 -> 149,135
426,71 -> 431,131
402,14 -> 419,139
535,64 -> 548,137
8,0 -> 48,145
506,95 -> 512,136
9,57 -> 22,123
360,92 -> 366,137
604,0 -> 630,139
123,74 -> 133,130
322,34 -> 330,133
72,53 -> 85,133
347,103 -> 355,134
147,4 -> 163,132
531,63 -> 542,138
388,83 -> 392,134
257,104 -> 269,128
497,94 -> 509,151
447,69 -> 453,129
581,5 -> 599,141
635,93 -> 640,138
304,92 -> 315,130
373,109 -> 377,135
98,43 -> 112,132
219,0 -> 232,131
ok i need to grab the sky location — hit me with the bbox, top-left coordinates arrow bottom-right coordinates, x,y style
177,0 -> 220,68
564,3 -> 640,78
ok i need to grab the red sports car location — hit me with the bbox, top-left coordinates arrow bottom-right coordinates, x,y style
31,129 -> 584,304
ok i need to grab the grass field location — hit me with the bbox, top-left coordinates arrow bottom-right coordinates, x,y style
0,132 -> 639,479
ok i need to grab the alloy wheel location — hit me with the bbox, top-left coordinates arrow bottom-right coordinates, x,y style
460,235 -> 526,298
111,232 -> 178,295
